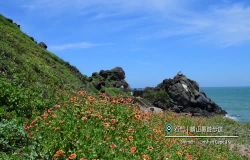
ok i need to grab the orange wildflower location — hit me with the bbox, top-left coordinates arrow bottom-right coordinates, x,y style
186,153 -> 193,160
111,99 -> 118,104
130,147 -> 137,153
70,96 -> 77,102
78,90 -> 87,96
31,119 -> 37,125
135,114 -> 141,119
42,112 -> 49,119
24,124 -> 32,130
128,128 -> 134,133
80,158 -> 87,160
142,154 -> 151,160
87,96 -> 95,102
53,149 -> 64,158
60,120 -> 65,124
68,153 -> 77,159
82,116 -> 88,122
128,136 -> 134,141
110,143 -> 117,149
147,146 -> 154,151
86,110 -> 92,115
111,119 -> 117,124
103,122 -> 110,128
47,108 -> 53,113
166,143 -> 171,148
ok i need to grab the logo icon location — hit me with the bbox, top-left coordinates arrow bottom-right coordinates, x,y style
165,123 -> 173,134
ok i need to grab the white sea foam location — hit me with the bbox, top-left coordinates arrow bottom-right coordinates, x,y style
225,114 -> 239,121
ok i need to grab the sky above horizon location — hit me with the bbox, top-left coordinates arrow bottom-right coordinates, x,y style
1,0 -> 250,88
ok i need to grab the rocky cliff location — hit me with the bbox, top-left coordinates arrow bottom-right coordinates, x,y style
134,73 -> 227,116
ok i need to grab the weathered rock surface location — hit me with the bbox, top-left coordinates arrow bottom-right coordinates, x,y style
89,67 -> 130,91
89,67 -> 226,116
134,73 -> 227,116
134,97 -> 163,113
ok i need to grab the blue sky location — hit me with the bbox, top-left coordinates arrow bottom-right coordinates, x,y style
1,0 -> 250,87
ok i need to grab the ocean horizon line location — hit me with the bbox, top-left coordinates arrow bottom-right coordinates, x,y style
202,86 -> 250,88
132,86 -> 250,90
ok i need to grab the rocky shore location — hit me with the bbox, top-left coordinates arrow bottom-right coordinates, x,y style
90,67 -> 227,116
134,73 -> 227,116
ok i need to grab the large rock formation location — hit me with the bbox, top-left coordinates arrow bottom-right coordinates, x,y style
89,67 -> 130,92
88,67 -> 226,116
135,73 -> 227,116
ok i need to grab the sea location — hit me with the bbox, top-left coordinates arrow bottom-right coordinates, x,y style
203,87 -> 250,123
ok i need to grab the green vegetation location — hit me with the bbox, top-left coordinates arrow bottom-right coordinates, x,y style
0,14 -> 90,118
104,87 -> 131,97
0,14 -> 91,158
143,88 -> 172,106
87,67 -> 131,96
0,118 -> 30,153
19,92 -> 249,159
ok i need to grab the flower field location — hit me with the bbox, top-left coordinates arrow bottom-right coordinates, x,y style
21,91 -> 247,159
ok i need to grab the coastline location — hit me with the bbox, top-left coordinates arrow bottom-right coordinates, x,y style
203,87 -> 250,123
225,114 -> 239,121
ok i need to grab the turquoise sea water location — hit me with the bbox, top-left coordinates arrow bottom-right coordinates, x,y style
203,87 -> 250,123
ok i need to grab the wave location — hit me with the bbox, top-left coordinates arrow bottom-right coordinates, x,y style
225,114 -> 239,121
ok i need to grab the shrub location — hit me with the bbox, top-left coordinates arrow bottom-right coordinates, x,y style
0,79 -> 31,118
0,78 -> 50,118
104,87 -> 131,96
0,119 -> 30,153
143,88 -> 171,105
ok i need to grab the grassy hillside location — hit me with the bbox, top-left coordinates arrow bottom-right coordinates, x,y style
0,14 -> 93,157
0,14 -> 90,118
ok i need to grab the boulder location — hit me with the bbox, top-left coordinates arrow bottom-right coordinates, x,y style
110,67 -> 126,80
141,106 -> 163,113
133,89 -> 144,97
112,80 -> 129,89
38,42 -> 47,49
99,67 -> 125,81
6,18 -> 21,29
172,105 -> 181,113
153,101 -> 169,110
137,72 -> 227,116
93,81 -> 106,90
89,67 -> 130,91
156,73 -> 227,116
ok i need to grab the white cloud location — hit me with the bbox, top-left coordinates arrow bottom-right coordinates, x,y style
21,0 -> 187,16
136,2 -> 250,47
171,4 -> 250,47
21,0 -> 250,47
49,41 -> 112,51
